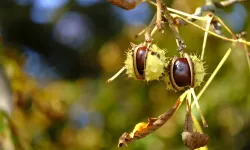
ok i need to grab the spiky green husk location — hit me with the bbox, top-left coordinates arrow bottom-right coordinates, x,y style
145,44 -> 166,82
164,59 -> 175,91
124,47 -> 137,79
190,55 -> 206,87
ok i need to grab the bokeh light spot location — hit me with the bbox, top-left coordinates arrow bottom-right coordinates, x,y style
53,12 -> 94,49
98,41 -> 122,73
33,0 -> 68,9
22,48 -> 60,82
215,3 -> 248,33
30,0 -> 69,24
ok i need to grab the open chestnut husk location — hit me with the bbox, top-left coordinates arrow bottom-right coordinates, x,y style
124,43 -> 167,82
164,53 -> 206,91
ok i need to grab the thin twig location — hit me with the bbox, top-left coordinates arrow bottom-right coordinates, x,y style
182,96 -> 209,150
156,0 -> 163,31
172,14 -> 250,49
147,1 -> 208,21
214,16 -> 235,38
162,4 -> 186,52
187,0 -> 245,22
215,16 -> 250,56
106,67 -> 125,83
138,0 -> 186,51
135,13 -> 158,42
201,14 -> 213,60
144,14 -> 157,42
190,88 -> 208,127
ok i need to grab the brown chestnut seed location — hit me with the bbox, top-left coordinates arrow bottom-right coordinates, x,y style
133,46 -> 148,79
173,58 -> 191,87
169,54 -> 194,91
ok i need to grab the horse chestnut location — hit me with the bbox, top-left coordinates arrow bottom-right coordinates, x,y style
124,43 -> 166,81
165,53 -> 205,91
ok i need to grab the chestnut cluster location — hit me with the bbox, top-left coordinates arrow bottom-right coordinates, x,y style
122,43 -> 206,91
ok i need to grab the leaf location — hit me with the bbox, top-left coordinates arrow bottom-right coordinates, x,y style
182,97 -> 209,150
118,91 -> 188,147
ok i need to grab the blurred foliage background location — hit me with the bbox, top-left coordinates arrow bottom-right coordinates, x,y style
0,0 -> 250,150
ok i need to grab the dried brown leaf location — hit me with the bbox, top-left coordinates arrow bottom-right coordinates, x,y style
108,0 -> 142,10
182,132 -> 209,150
182,99 -> 209,150
118,98 -> 182,147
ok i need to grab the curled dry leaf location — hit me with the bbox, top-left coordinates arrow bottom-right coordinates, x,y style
118,98 -> 182,147
182,132 -> 209,150
182,99 -> 209,150
108,0 -> 142,10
